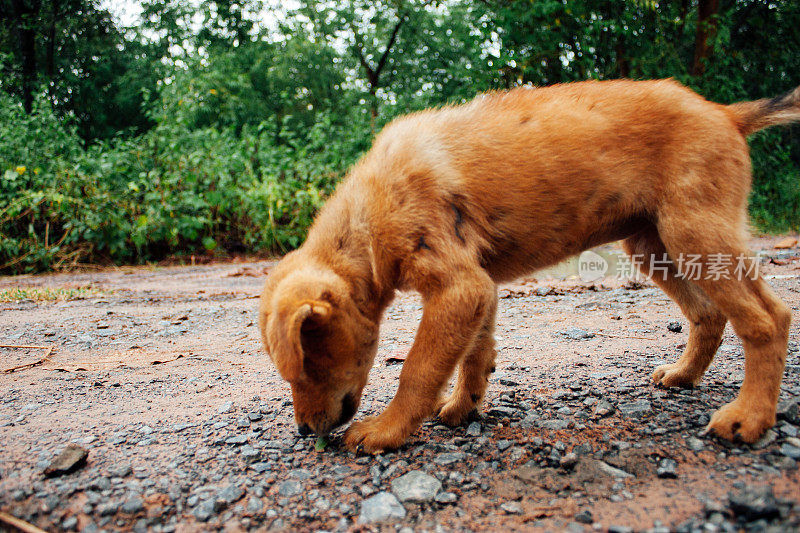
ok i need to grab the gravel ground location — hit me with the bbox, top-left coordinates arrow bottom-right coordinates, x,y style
1,237 -> 799,532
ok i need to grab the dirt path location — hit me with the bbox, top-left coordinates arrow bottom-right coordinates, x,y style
1,237 -> 799,532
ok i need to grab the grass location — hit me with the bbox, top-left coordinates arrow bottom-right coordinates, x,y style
0,286 -> 106,302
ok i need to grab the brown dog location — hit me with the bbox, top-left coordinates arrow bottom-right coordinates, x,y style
259,79 -> 799,453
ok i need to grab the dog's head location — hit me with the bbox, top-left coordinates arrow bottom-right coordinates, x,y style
258,253 -> 379,436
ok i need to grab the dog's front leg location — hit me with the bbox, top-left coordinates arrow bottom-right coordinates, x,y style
344,270 -> 495,453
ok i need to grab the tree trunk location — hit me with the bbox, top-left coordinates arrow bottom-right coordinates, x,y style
11,0 -> 42,114
691,0 -> 719,76
46,0 -> 59,102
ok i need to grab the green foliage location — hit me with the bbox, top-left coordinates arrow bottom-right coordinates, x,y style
0,0 -> 798,274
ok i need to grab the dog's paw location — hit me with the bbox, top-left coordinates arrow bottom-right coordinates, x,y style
343,416 -> 409,454
652,362 -> 700,388
436,395 -> 479,427
704,399 -> 775,444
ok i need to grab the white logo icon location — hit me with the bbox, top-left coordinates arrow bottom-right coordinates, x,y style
578,250 -> 608,282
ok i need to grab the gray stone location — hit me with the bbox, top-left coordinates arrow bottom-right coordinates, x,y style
357,492 -> 406,524
246,497 -> 262,514
193,500 -> 215,522
779,443 -> 800,459
435,492 -> 458,504
391,470 -> 442,502
728,486 -> 780,520
597,461 -> 634,479
574,510 -> 593,524
561,328 -> 595,340
44,443 -> 88,477
501,501 -> 523,514
656,458 -> 678,479
218,401 -> 234,414
277,480 -> 303,498
685,437 -> 704,452
594,399 -> 615,417
225,435 -> 247,445
121,494 -> 144,514
618,400 -> 651,418
536,419 -> 569,431
667,321 -> 682,333
433,452 -> 466,466
752,429 -> 778,450
466,422 -> 481,437
218,484 -> 244,504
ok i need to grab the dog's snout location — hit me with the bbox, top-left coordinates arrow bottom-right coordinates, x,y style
297,423 -> 313,436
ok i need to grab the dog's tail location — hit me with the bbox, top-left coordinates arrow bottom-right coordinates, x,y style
727,85 -> 800,136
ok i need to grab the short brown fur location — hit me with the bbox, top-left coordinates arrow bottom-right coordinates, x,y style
259,79 -> 800,452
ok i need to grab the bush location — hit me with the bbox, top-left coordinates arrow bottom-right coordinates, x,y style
0,93 -> 372,274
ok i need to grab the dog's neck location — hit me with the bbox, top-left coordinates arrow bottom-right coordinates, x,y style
303,180 -> 396,323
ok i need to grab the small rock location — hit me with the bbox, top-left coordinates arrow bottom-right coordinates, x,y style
594,399 -> 615,417
667,321 -> 682,333
752,429 -> 777,450
685,437 -> 704,452
466,422 -> 481,437
501,501 -> 523,514
277,480 -> 303,498
537,419 -> 569,431
218,401 -> 234,414
779,443 -> 800,459
435,492 -> 458,504
656,458 -> 678,479
574,510 -> 593,524
44,443 -> 89,477
560,452 -> 579,469
193,500 -> 215,522
433,452 -> 466,466
218,484 -> 245,504
246,497 -> 262,514
728,486 -> 780,520
357,492 -> 406,524
391,470 -> 442,502
618,400 -> 651,418
561,328 -> 595,340
121,494 -> 144,514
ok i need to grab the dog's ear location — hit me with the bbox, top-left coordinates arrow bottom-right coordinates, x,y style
272,301 -> 331,381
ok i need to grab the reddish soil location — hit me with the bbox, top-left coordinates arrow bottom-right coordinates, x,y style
1,236 -> 799,532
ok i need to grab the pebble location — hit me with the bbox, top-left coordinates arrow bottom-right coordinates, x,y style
435,492 -> 458,504
501,501 -> 523,514
594,399 -> 615,416
617,400 -> 652,418
561,328 -> 596,340
121,494 -> 144,514
667,321 -> 683,332
433,452 -> 466,465
218,484 -> 245,504
728,486 -> 780,520
466,421 -> 481,437
44,443 -> 89,477
574,509 -> 593,524
277,480 -> 303,498
779,443 -> 800,459
358,492 -> 406,524
391,470 -> 442,502
656,458 -> 678,479
218,401 -> 234,414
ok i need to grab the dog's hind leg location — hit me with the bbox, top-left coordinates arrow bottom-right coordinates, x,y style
654,212 -> 791,443
623,226 -> 727,387
437,289 -> 498,426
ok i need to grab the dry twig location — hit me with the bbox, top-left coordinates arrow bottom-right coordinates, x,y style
1,345 -> 55,373
0,511 -> 49,533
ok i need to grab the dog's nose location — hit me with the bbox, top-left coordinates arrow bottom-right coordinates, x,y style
297,423 -> 313,436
